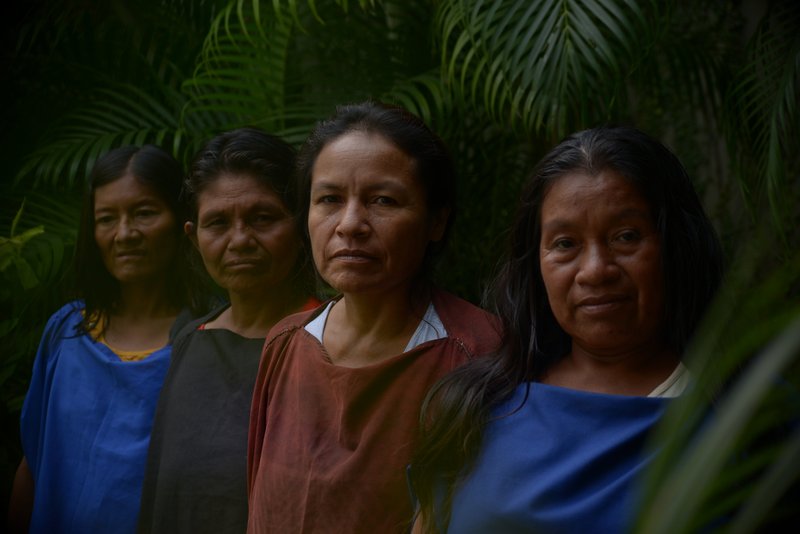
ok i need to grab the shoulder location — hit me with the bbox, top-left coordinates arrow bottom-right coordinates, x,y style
43,300 -> 85,336
432,289 -> 502,356
265,300 -> 330,346
53,300 -> 84,320
300,296 -> 324,312
27,302 -> 87,383
171,303 -> 228,346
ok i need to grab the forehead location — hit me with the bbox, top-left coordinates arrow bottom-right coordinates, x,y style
94,173 -> 166,208
197,173 -> 284,206
541,169 -> 652,220
311,131 -> 417,185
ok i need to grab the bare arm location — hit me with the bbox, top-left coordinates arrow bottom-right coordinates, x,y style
7,456 -> 34,534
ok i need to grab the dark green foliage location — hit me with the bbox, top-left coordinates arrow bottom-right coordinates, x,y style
2,1 -> 798,530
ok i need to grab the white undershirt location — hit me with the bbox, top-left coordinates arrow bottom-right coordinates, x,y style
304,301 -> 447,352
306,302 -> 687,396
648,362 -> 690,397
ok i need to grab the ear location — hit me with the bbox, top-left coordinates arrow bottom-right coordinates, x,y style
184,221 -> 199,249
428,207 -> 451,243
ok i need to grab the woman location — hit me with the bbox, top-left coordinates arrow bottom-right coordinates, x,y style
411,126 -> 724,533
138,127 -> 319,533
9,145 -> 197,533
246,102 -> 501,533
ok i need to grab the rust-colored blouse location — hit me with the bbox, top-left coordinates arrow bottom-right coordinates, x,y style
247,289 -> 500,533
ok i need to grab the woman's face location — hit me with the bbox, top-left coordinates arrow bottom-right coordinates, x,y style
308,131 -> 448,297
93,172 -> 179,285
538,169 -> 666,356
189,173 -> 301,296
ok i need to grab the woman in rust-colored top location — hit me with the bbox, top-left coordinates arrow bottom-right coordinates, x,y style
247,102 -> 500,533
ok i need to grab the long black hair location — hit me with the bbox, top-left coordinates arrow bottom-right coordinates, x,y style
411,126 -> 724,531
74,145 -> 192,334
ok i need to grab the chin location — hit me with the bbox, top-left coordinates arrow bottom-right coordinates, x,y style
327,279 -> 377,295
113,268 -> 146,280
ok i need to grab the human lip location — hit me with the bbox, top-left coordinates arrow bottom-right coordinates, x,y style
224,258 -> 263,269
330,249 -> 377,262
576,294 -> 629,312
115,250 -> 146,259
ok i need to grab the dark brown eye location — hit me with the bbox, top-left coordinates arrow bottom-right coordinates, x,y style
374,196 -> 397,206
554,238 -> 575,250
616,230 -> 641,243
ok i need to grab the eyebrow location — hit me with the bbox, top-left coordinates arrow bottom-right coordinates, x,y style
310,180 -> 408,193
541,208 -> 652,232
309,181 -> 342,193
94,198 -> 161,212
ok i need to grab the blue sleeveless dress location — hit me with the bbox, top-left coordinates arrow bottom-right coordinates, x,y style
445,382 -> 669,533
20,301 -> 174,533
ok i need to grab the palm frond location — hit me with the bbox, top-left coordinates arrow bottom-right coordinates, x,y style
635,240 -> 800,533
14,84 -> 186,189
182,0 -> 442,142
728,425 -> 800,533
435,0 -> 654,137
181,0 -> 295,133
6,0 -> 223,185
725,1 -> 800,228
269,0 -> 376,25
381,70 -> 451,126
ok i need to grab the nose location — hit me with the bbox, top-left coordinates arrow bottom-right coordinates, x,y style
335,200 -> 370,238
114,216 -> 140,244
574,243 -> 620,286
228,222 -> 256,251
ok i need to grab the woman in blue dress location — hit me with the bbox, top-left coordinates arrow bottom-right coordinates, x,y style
411,126 -> 724,533
9,145 -> 198,534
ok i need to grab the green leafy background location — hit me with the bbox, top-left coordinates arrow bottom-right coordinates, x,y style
2,1 -> 798,530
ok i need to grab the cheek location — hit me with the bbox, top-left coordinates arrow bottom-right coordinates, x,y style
642,265 -> 666,316
153,215 -> 180,246
94,220 -> 113,242
634,247 -> 665,309
539,262 -> 571,320
390,217 -> 434,258
539,260 -> 561,298
307,216 -> 329,260
94,228 -> 107,250
196,235 -> 223,265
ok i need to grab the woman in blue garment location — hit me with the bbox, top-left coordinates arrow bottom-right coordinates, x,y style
9,145 -> 197,534
411,126 -> 724,533
138,127 -> 320,534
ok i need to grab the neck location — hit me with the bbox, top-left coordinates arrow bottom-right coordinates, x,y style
220,284 -> 305,338
543,342 -> 680,396
101,279 -> 181,352
323,283 -> 431,367
115,279 -> 180,320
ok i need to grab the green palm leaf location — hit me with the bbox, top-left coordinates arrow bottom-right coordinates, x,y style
183,0 -> 444,141
15,84 -> 186,189
181,0 -> 295,133
725,1 -> 800,227
381,70 -> 451,126
635,243 -> 800,532
436,0 -> 653,137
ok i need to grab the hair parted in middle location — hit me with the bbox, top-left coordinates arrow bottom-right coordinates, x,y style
74,144 -> 197,334
185,126 -> 316,296
185,127 -> 299,220
411,125 -> 724,533
295,100 -> 457,281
